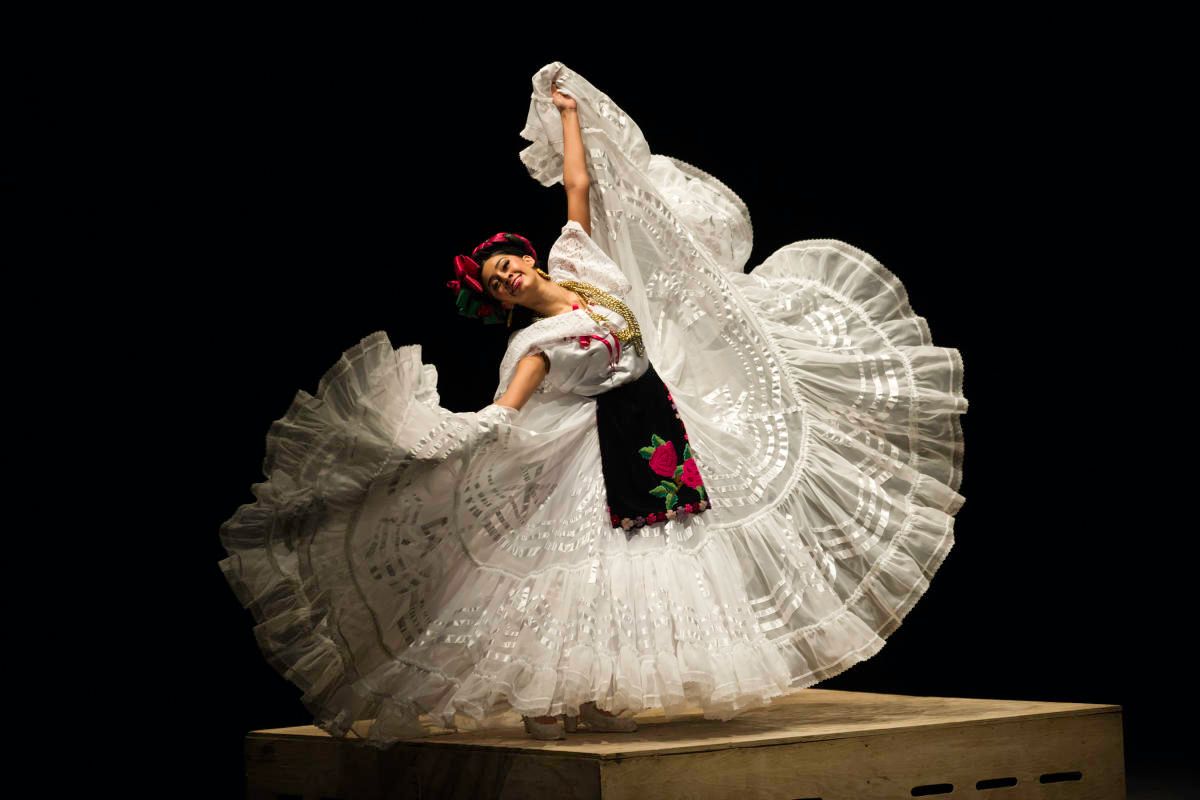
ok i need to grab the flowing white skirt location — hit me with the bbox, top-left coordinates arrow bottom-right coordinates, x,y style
218,62 -> 968,749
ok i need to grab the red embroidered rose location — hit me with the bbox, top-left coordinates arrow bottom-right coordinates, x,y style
648,440 -> 678,477
640,432 -> 709,514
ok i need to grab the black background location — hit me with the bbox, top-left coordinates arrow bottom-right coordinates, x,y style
108,33 -> 1189,798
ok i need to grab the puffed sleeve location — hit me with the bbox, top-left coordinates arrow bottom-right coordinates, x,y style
547,220 -> 633,297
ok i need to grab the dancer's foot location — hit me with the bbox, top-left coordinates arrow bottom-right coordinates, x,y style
522,714 -> 565,740
585,702 -> 620,717
578,700 -> 638,732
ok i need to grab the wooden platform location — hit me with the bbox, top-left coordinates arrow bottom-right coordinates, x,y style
242,688 -> 1126,799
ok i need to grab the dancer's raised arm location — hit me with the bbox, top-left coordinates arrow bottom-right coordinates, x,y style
552,80 -> 591,236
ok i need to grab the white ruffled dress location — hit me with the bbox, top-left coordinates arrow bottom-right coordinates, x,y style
218,61 -> 968,750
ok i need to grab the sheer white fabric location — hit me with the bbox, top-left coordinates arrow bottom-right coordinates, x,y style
218,61 -> 968,750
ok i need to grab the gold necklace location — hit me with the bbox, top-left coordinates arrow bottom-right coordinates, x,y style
534,279 -> 645,358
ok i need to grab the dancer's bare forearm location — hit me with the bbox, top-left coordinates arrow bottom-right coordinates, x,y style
561,108 -> 589,191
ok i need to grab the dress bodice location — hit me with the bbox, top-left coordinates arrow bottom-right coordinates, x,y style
534,303 -> 649,396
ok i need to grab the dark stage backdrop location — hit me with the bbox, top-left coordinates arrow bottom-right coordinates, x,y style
116,46 -> 1181,797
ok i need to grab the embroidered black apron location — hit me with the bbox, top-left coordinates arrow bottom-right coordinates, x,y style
595,360 -> 712,536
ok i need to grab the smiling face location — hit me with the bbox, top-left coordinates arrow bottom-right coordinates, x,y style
481,252 -> 536,305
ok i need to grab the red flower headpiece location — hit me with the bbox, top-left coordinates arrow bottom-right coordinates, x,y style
448,232 -> 539,325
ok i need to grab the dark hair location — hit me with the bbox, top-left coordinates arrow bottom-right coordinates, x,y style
472,240 -> 545,331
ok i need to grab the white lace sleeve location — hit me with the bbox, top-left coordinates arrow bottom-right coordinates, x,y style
547,220 -> 633,297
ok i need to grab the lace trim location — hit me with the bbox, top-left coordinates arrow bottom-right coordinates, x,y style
547,220 -> 633,297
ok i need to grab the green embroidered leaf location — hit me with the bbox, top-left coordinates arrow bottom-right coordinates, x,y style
683,442 -> 692,461
673,465 -> 683,480
650,485 -> 670,498
639,446 -> 656,459
650,433 -> 666,447
696,485 -> 706,500
665,493 -> 678,509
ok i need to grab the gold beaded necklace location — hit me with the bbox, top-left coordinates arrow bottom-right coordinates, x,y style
534,279 -> 645,358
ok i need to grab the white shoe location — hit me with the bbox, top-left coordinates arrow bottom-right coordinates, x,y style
522,715 -> 565,740
578,700 -> 638,732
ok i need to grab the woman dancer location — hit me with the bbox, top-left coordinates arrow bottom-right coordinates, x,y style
218,62 -> 968,746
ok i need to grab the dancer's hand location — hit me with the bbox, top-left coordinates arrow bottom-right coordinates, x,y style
551,79 -> 576,112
